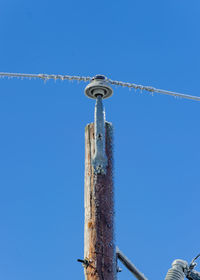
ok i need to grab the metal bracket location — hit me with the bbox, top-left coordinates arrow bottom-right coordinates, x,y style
187,254 -> 200,280
85,75 -> 113,175
77,258 -> 89,268
92,94 -> 107,174
116,247 -> 148,280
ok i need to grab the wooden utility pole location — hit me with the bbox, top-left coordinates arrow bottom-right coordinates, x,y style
84,122 -> 115,280
83,76 -> 116,280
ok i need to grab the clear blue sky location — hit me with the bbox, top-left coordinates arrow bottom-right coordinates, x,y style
0,0 -> 199,279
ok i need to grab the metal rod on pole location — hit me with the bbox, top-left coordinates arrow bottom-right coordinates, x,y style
116,247 -> 148,280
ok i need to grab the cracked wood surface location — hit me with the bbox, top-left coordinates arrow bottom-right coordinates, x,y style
84,122 -> 115,280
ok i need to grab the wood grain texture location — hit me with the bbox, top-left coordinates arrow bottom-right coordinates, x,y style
84,122 -> 115,280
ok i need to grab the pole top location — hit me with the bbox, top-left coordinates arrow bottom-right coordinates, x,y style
85,75 -> 113,99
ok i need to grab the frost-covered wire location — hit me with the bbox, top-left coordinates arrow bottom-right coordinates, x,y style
0,72 -> 91,82
108,78 -> 200,101
0,72 -> 200,102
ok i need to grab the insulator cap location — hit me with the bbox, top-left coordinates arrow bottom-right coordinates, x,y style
172,260 -> 189,270
85,75 -> 113,99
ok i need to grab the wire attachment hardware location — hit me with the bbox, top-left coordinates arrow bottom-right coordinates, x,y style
84,75 -> 113,99
85,75 -> 112,175
189,254 -> 200,270
164,254 -> 200,280
187,254 -> 200,280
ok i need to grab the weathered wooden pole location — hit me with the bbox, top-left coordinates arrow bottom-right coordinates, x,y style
84,76 -> 116,280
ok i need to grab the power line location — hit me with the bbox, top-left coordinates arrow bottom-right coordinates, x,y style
0,72 -> 200,102
0,72 -> 91,82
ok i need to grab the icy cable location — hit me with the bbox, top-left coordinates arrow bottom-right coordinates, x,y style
0,72 -> 91,82
0,72 -> 200,102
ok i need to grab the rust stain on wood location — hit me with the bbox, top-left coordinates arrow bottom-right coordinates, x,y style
84,123 -> 115,280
